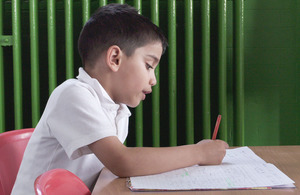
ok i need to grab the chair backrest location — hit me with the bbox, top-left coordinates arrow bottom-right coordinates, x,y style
0,128 -> 34,195
34,169 -> 91,195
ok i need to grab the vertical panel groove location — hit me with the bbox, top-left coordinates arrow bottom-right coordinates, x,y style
134,0 -> 143,147
65,0 -> 74,79
12,0 -> 23,129
218,0 -> 227,141
168,0 -> 177,146
185,0 -> 194,144
202,0 -> 211,139
151,0 -> 160,147
30,0 -> 40,126
47,0 -> 57,94
234,0 -> 245,146
0,0 -> 5,132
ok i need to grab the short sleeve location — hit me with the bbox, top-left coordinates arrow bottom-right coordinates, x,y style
46,82 -> 116,160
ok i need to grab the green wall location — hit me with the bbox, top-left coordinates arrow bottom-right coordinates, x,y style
243,0 -> 300,145
1,0 -> 299,146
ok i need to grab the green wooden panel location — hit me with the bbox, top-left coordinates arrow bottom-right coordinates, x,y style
185,0 -> 194,144
151,0 -> 160,147
134,0 -> 143,147
217,0 -> 227,141
0,0 -> 299,147
47,0 -> 57,94
82,0 -> 90,25
168,0 -> 177,146
12,0 -> 23,129
201,0 -> 211,139
29,0 -> 40,126
243,0 -> 300,145
65,0 -> 74,79
233,0 -> 245,146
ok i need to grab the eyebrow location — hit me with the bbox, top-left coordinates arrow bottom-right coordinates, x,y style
146,55 -> 159,64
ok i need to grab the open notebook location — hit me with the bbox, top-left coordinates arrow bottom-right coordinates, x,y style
128,147 -> 295,191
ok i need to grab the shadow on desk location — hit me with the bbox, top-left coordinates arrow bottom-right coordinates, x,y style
92,146 -> 300,195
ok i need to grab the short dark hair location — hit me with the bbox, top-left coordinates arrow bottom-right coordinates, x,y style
78,3 -> 168,67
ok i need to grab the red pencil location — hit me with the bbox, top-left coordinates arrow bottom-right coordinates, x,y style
212,115 -> 222,140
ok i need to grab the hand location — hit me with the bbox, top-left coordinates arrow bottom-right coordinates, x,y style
196,139 -> 229,165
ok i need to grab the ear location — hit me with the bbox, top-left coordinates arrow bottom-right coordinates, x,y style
106,45 -> 122,72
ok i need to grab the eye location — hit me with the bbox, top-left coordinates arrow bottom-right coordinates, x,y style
146,63 -> 154,70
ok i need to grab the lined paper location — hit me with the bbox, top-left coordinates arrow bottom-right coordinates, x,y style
222,146 -> 266,164
129,147 -> 295,191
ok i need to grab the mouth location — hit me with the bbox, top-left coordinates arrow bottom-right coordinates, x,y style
143,90 -> 152,95
142,90 -> 152,100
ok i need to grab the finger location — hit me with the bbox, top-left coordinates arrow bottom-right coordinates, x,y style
215,139 -> 229,148
223,142 -> 229,149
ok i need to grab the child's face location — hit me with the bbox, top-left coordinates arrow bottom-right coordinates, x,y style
113,42 -> 163,107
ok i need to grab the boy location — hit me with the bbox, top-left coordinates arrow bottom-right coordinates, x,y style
12,3 -> 228,194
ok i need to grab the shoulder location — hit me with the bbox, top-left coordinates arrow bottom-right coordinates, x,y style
44,79 -> 102,114
51,79 -> 98,100
55,79 -> 96,94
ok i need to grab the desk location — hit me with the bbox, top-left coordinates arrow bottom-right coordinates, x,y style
92,146 -> 300,195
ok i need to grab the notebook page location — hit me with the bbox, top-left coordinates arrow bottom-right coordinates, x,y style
129,163 -> 294,190
222,146 -> 266,165
129,147 -> 295,191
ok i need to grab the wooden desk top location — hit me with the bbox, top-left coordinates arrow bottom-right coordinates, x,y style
92,146 -> 300,195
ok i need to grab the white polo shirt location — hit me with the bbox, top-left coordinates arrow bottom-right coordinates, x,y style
12,68 -> 131,195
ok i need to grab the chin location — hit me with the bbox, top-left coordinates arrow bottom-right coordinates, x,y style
127,101 -> 141,108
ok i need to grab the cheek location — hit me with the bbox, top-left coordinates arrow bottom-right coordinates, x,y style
127,69 -> 147,89
128,78 -> 144,92
120,74 -> 143,95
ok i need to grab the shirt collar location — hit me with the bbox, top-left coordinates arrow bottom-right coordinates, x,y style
76,67 -> 131,117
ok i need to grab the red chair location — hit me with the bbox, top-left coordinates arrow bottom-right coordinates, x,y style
0,128 -> 34,195
34,169 -> 91,195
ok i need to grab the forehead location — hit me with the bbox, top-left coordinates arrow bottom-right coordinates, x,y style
132,42 -> 163,61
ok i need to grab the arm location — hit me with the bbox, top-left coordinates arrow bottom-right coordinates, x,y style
89,136 -> 228,177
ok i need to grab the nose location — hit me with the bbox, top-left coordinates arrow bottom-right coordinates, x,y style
149,70 -> 157,86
